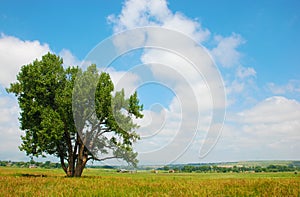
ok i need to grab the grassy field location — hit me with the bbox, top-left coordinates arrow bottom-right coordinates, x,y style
0,167 -> 299,196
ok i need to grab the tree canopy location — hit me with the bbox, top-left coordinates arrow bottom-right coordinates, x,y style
7,53 -> 143,177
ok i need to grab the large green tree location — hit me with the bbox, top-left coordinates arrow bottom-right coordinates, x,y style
7,53 -> 143,177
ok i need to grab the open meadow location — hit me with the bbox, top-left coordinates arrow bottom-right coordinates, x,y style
0,167 -> 299,196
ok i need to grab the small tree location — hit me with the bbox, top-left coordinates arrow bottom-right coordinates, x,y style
7,53 -> 143,177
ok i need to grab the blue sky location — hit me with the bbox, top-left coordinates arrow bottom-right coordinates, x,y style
0,0 -> 299,164
1,0 -> 299,83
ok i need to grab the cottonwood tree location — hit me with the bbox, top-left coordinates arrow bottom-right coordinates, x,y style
7,53 -> 143,177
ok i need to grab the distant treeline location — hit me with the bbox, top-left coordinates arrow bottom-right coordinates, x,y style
159,164 -> 300,173
0,160 -> 61,169
1,160 -> 300,173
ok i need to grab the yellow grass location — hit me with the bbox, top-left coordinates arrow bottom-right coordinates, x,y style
0,167 -> 299,196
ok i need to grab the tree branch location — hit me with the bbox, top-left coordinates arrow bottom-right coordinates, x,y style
73,133 -> 79,165
88,155 -> 122,162
60,156 -> 67,174
98,128 -> 111,136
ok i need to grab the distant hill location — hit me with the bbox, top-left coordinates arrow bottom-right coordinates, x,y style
184,160 -> 299,168
138,160 -> 300,171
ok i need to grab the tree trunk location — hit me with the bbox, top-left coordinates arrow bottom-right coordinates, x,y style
63,154 -> 87,177
60,155 -> 68,175
66,158 -> 75,177
62,133 -> 88,177
74,159 -> 87,177
74,144 -> 88,177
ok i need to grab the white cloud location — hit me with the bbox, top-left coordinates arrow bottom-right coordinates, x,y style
211,33 -> 245,68
162,12 -> 210,43
225,65 -> 257,107
107,0 -> 250,133
108,0 -> 210,43
106,0 -> 228,164
0,92 -> 27,161
0,34 -> 52,161
0,33 -> 51,87
59,49 -> 93,70
137,46 -> 224,164
140,49 -> 214,111
202,96 -> 300,161
139,95 -> 300,163
105,67 -> 140,97
266,80 -> 300,95
233,96 -> 300,124
236,66 -> 256,79
107,0 -> 155,31
227,80 -> 245,94
59,49 -> 81,67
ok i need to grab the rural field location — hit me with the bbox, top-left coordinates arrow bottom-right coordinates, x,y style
0,167 -> 299,196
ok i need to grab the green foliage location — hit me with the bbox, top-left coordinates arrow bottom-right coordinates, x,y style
163,166 -> 169,171
73,65 -> 143,167
7,53 -> 68,156
0,160 -> 61,168
6,53 -> 143,176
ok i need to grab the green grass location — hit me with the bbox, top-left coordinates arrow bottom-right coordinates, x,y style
0,167 -> 299,196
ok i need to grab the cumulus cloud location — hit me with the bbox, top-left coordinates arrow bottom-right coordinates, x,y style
266,80 -> 300,95
105,67 -> 140,97
225,65 -> 258,96
106,0 -> 228,164
108,0 -> 300,160
0,88 -> 27,160
211,33 -> 245,68
224,65 -> 257,107
233,96 -> 300,125
59,49 -> 93,70
108,0 -> 247,109
59,49 -> 82,67
0,34 -> 52,161
200,96 -> 300,161
108,0 -> 210,43
0,34 -> 89,88
236,66 -> 256,79
0,33 -> 51,87
191,96 -> 300,162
